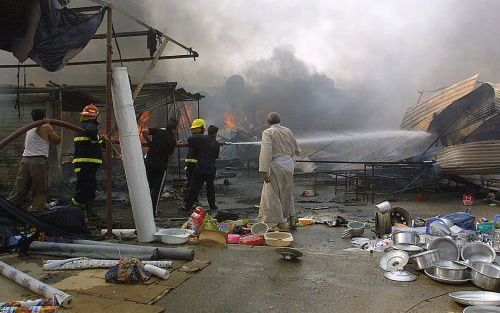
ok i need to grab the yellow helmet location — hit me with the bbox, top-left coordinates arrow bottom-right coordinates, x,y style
190,118 -> 206,129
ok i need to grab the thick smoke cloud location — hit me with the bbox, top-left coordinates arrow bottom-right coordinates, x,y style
0,0 -> 499,131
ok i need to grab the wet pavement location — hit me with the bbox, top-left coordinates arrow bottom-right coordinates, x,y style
0,170 -> 498,312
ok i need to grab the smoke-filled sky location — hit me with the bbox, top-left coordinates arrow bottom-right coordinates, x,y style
1,0 -> 500,130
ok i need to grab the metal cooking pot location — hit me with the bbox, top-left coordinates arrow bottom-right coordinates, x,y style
427,237 -> 459,261
410,249 -> 440,270
434,260 -> 470,280
392,232 -> 419,246
461,242 -> 496,263
470,261 -> 500,291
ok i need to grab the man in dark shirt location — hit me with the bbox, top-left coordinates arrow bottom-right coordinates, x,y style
142,118 -> 178,217
184,125 -> 221,212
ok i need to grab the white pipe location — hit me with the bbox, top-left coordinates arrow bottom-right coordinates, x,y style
112,67 -> 156,242
144,264 -> 170,280
0,260 -> 73,308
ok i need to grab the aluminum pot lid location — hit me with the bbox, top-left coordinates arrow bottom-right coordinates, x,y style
384,269 -> 417,282
380,250 -> 409,271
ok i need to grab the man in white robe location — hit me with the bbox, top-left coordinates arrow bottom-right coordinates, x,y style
258,112 -> 301,229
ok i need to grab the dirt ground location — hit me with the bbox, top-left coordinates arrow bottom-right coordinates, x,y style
0,171 -> 498,312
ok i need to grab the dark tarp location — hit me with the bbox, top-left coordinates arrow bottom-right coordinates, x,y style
0,0 -> 41,62
0,0 -> 105,72
0,195 -> 90,239
29,0 -> 106,71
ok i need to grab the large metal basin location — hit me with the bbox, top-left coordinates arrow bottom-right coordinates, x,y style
461,242 -> 496,263
470,261 -> 500,291
410,249 -> 439,270
428,237 -> 459,261
434,260 -> 470,280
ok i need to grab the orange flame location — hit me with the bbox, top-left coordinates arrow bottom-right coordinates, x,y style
138,111 -> 151,142
224,111 -> 236,130
179,105 -> 193,130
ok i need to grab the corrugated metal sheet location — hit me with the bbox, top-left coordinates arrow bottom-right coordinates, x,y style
493,83 -> 500,112
400,74 -> 478,131
428,83 -> 500,145
435,140 -> 500,175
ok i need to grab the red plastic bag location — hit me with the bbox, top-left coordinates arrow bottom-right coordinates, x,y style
239,235 -> 264,246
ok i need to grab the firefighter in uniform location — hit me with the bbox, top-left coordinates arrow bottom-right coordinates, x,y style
183,119 -> 206,210
72,104 -> 103,217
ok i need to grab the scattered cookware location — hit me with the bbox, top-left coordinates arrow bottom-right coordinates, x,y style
392,244 -> 423,254
342,221 -> 366,238
449,291 -> 500,306
154,228 -> 193,245
251,222 -> 269,236
433,260 -> 470,280
264,232 -> 294,247
384,269 -> 417,282
410,249 -> 440,270
428,237 -> 459,261
424,266 -> 471,285
392,231 -> 419,246
461,242 -> 496,264
375,201 -> 391,214
470,261 -> 500,291
380,250 -> 409,272
276,247 -> 303,261
389,207 -> 412,226
463,305 -> 500,313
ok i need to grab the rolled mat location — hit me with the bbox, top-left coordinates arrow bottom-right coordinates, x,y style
144,264 -> 169,280
0,260 -> 72,308
0,299 -> 52,308
43,258 -> 172,271
30,241 -> 194,261
1,306 -> 60,313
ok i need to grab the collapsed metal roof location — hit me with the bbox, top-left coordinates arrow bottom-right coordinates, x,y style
400,74 -> 478,131
435,140 -> 500,175
428,82 -> 500,146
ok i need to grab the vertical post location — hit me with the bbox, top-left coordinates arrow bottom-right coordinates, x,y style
165,94 -> 169,124
105,7 -> 113,237
173,91 -> 181,179
371,165 -> 375,204
197,99 -> 200,118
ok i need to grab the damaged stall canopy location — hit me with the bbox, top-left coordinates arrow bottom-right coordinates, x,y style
0,0 -> 105,71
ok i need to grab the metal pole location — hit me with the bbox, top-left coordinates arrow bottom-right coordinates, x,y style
173,91 -> 181,179
197,99 -> 200,118
371,165 -> 375,204
105,7 -> 113,237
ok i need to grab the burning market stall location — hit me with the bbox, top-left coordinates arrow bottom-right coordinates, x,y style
0,0 -> 199,235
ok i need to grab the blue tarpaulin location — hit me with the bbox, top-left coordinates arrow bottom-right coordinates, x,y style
0,0 -> 105,72
29,0 -> 105,71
